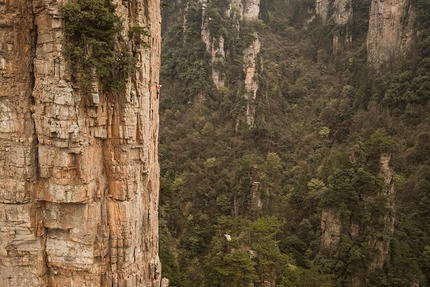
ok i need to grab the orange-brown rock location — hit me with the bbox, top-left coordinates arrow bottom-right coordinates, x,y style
0,0 -> 161,286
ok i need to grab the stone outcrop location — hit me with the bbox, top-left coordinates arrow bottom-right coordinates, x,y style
250,182 -> 262,211
316,0 -> 352,24
315,0 -> 414,65
0,0 -> 161,286
315,0 -> 352,53
243,35 -> 261,128
228,0 -> 260,20
348,154 -> 395,286
320,208 -> 342,251
243,0 -> 260,20
319,154 -> 395,286
197,0 -> 261,128
363,154 -> 395,276
315,0 -> 329,22
201,2 -> 226,90
210,36 -> 226,89
332,0 -> 353,53
332,0 -> 352,25
367,0 -> 414,67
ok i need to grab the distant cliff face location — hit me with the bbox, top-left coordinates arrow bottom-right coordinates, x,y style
0,0 -> 161,286
316,0 -> 352,24
198,0 -> 260,127
314,0 -> 414,66
319,154 -> 395,286
367,0 -> 414,67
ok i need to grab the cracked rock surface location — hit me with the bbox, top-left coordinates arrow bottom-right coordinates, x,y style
0,0 -> 161,286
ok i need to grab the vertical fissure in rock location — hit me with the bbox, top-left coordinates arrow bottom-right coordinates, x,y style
30,4 -> 49,278
1,0 -> 161,285
29,6 -> 39,168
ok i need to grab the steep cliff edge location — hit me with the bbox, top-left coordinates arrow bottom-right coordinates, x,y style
0,0 -> 161,286
367,0 -> 414,67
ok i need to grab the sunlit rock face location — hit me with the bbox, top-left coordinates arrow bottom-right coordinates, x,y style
0,0 -> 161,286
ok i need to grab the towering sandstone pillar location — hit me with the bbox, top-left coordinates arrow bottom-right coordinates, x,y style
0,0 -> 161,286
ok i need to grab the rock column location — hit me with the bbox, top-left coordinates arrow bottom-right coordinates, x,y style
0,0 -> 161,286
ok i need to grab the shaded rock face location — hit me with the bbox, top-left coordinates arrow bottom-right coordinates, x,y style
198,0 -> 260,127
319,154 -> 396,286
365,154 -> 395,269
320,208 -> 342,251
201,2 -> 226,90
315,0 -> 414,61
0,0 -> 161,286
315,0 -> 352,53
367,0 -> 414,67
315,0 -> 329,21
243,35 -> 261,128
228,0 -> 260,20
350,154 -> 395,286
316,0 -> 351,24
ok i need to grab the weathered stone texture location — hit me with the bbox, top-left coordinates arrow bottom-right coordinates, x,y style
243,35 -> 261,128
367,0 -> 414,67
320,208 -> 342,251
243,0 -> 260,20
201,2 -> 226,90
314,0 -> 352,53
0,0 -> 161,286
315,0 -> 329,22
197,0 -> 261,128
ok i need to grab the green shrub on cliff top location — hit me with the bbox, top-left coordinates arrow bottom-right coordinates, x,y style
63,0 -> 143,94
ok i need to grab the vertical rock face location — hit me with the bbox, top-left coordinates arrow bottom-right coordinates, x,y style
0,0 -> 161,286
243,35 -> 261,128
0,1 -> 44,285
320,209 -> 342,252
315,0 -> 352,53
365,154 -> 395,270
315,0 -> 352,24
319,154 -> 395,286
367,0 -> 414,67
315,0 -> 414,66
197,0 -> 261,128
250,182 -> 263,211
210,36 -> 226,89
201,2 -> 226,90
243,0 -> 260,20
331,0 -> 353,53
350,154 -> 395,286
228,0 -> 260,20
315,0 -> 329,22
332,0 -> 352,25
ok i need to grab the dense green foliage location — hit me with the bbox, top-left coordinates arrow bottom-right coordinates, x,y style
63,0 -> 148,94
159,0 -> 430,286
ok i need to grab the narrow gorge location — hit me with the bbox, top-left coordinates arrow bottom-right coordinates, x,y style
159,0 -> 430,286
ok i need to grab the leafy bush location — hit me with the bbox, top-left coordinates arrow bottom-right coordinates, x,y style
63,0 -> 145,94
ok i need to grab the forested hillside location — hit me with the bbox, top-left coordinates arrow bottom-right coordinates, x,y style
158,0 -> 430,286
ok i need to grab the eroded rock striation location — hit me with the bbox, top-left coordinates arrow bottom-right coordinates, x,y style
0,0 -> 161,286
367,0 -> 414,67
